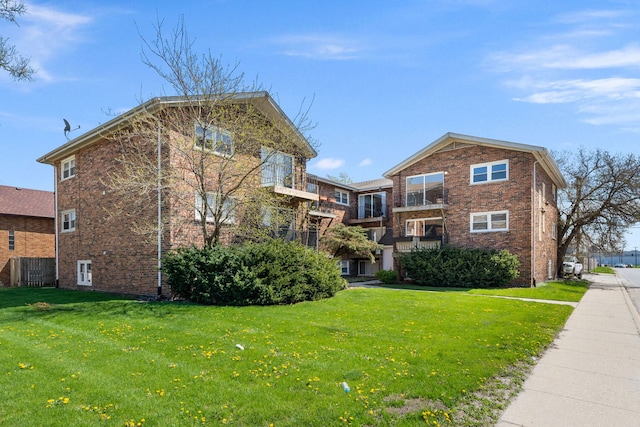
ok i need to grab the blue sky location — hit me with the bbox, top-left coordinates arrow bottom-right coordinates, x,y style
2,0 -> 640,249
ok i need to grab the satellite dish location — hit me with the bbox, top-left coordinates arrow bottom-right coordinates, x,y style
63,119 -> 80,140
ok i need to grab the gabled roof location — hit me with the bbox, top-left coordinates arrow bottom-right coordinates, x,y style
316,176 -> 393,192
0,185 -> 54,218
383,132 -> 567,188
350,178 -> 393,192
37,91 -> 317,165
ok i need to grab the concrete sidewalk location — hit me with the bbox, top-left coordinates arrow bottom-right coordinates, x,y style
496,273 -> 640,427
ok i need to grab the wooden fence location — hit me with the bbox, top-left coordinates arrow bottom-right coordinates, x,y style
10,257 -> 56,287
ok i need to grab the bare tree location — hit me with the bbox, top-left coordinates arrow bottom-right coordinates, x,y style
555,148 -> 640,266
104,17 -> 317,248
1,0 -> 35,80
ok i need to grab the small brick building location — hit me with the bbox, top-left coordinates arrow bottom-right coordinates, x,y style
0,186 -> 55,286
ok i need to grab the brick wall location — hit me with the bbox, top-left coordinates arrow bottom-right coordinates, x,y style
56,137 -> 164,296
390,145 -> 559,286
0,214 -> 55,286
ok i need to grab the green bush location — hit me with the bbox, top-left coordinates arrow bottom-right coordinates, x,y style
375,269 -> 398,284
400,246 -> 520,288
162,240 -> 346,305
161,245 -> 270,305
241,239 -> 347,304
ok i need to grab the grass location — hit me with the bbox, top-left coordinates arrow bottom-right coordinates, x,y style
0,286 -> 579,426
375,280 -> 589,303
593,266 -> 615,274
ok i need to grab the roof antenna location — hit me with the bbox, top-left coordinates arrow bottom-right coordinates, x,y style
63,119 -> 80,140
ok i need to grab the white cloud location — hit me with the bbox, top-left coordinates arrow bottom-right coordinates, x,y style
511,77 -> 640,104
13,3 -> 94,82
269,34 -> 364,60
311,157 -> 345,170
359,158 -> 372,166
489,7 -> 640,129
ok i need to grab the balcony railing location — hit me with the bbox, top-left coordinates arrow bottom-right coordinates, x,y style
393,186 -> 448,213
395,236 -> 442,252
262,168 -> 319,201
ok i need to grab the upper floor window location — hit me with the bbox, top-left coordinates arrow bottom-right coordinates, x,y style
61,156 -> 76,181
61,209 -> 76,232
471,210 -> 508,232
194,123 -> 233,156
471,160 -> 508,184
261,147 -> 294,188
406,172 -> 444,206
552,184 -> 557,202
358,192 -> 386,219
8,230 -> 14,251
335,190 -> 349,205
195,193 -> 236,224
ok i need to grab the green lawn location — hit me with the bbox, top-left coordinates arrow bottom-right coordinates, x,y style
0,286 -> 578,426
376,280 -> 589,303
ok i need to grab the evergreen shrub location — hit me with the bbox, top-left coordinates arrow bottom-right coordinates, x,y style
400,246 -> 520,288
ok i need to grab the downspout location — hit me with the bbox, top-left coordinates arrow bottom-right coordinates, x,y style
54,167 -> 59,287
532,161 -> 539,287
157,120 -> 162,296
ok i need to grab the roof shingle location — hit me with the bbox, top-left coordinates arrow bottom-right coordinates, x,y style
0,185 -> 54,218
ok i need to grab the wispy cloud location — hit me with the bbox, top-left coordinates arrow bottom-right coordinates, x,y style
359,158 -> 372,166
14,3 -> 94,82
268,34 -> 364,60
488,7 -> 640,128
310,157 -> 345,170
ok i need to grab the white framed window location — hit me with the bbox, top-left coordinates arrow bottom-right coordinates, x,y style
335,190 -> 349,205
339,259 -> 349,275
195,193 -> 236,224
77,260 -> 92,286
358,192 -> 386,219
261,147 -> 294,188
470,160 -> 508,184
194,123 -> 233,156
61,156 -> 76,181
406,217 -> 443,237
471,211 -> 508,232
61,209 -> 76,232
406,172 -> 444,206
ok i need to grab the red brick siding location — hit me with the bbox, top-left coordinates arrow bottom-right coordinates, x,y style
56,138 -> 163,296
390,145 -> 559,286
0,215 -> 55,286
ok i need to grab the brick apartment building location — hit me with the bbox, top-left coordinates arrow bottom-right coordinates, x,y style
383,133 -> 566,286
38,92 -> 318,296
0,185 -> 55,286
38,92 -> 565,294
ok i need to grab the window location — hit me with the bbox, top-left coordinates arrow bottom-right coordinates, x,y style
406,218 -> 443,238
61,156 -> 76,180
194,123 -> 233,156
8,230 -> 14,251
77,260 -> 92,286
471,211 -> 508,232
552,223 -> 557,240
552,184 -> 557,202
61,209 -> 76,232
261,147 -> 294,188
406,172 -> 444,206
339,259 -> 349,275
335,190 -> 349,205
358,192 -> 386,219
195,193 -> 236,224
470,160 -> 508,184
